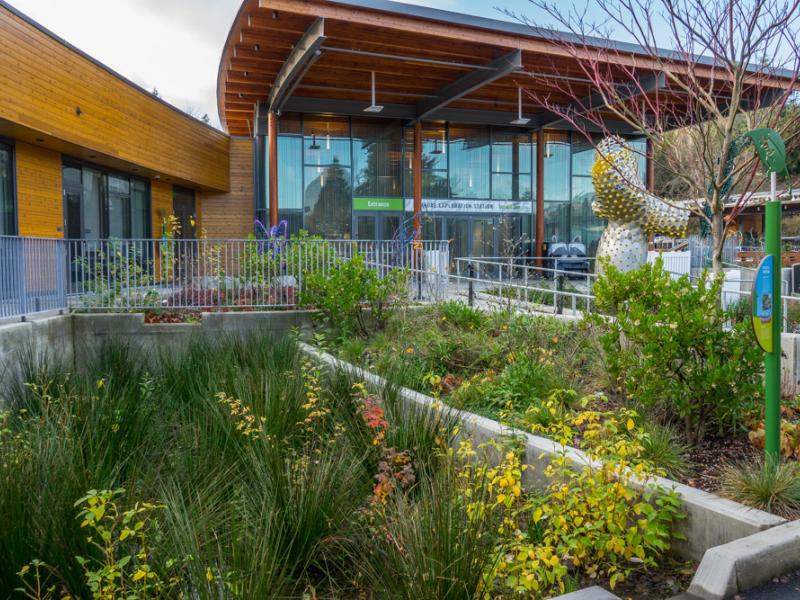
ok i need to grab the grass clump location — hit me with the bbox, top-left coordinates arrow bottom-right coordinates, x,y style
719,459 -> 800,519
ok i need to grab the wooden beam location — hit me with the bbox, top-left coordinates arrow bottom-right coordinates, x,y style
411,49 -> 523,124
267,17 -> 326,113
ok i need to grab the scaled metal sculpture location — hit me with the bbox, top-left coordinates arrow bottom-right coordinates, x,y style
592,137 -> 689,272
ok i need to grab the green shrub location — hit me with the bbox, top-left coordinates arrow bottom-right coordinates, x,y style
437,300 -> 486,330
591,259 -> 763,443
719,459 -> 800,518
300,253 -> 408,337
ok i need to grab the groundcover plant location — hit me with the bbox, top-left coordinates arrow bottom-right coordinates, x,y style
0,331 -> 681,599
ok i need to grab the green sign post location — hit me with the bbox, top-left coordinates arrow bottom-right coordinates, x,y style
744,129 -> 789,464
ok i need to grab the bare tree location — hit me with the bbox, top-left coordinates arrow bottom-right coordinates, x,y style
506,0 -> 800,272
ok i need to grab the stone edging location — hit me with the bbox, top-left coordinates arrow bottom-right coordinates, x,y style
686,520 -> 800,599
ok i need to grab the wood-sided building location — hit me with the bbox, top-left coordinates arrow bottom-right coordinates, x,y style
0,0 -> 250,243
0,0 -> 795,261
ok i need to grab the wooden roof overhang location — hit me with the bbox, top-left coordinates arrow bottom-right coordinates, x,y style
217,0 -> 795,137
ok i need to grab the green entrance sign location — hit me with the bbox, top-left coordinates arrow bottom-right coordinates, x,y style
751,254 -> 774,353
352,197 -> 404,212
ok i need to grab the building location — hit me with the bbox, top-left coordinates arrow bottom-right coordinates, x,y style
0,0 -> 792,262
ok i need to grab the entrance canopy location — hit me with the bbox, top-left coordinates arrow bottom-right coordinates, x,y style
217,0 -> 792,137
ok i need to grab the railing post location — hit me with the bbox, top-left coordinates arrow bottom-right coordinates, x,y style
468,262 -> 475,307
556,273 -> 564,315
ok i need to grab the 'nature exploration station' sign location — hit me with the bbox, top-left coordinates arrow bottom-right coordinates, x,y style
752,254 -> 774,353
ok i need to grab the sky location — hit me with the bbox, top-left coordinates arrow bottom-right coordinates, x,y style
4,0 -> 565,130
7,0 -> 795,132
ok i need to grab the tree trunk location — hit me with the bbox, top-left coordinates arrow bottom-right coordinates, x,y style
710,210 -> 725,275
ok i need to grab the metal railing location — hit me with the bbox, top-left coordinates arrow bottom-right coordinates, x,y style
0,236 -> 450,319
1,236 -> 67,319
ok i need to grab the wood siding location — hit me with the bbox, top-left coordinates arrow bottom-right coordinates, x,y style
15,142 -> 62,238
200,138 -> 254,239
0,3 -> 230,193
151,181 -> 173,238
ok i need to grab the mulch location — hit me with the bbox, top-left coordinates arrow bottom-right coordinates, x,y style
685,433 -> 762,492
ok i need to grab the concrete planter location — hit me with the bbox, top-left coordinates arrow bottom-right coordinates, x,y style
299,344 -> 787,563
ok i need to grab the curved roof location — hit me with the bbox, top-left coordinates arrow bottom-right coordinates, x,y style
217,0 -> 795,137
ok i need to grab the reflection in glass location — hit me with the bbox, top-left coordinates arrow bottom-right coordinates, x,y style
492,131 -> 532,201
107,176 -> 130,239
131,180 -> 149,239
543,132 -> 571,202
82,168 -> 103,241
0,143 -> 14,235
352,119 -> 402,198
278,136 -> 303,210
304,161 -> 352,239
303,117 -> 351,167
544,201 -> 570,242
449,126 -> 490,199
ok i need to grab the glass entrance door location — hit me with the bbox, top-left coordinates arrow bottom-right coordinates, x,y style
353,212 -> 402,240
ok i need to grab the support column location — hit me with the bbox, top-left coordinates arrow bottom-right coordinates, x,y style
413,121 -> 423,237
535,128 -> 545,263
268,111 -> 279,227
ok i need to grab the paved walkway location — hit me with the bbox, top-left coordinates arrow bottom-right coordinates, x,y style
728,570 -> 800,599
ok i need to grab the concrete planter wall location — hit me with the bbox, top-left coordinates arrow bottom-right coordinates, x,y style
298,344 -> 787,563
71,311 -> 314,361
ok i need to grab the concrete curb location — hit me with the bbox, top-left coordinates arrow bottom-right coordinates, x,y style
687,520 -> 800,599
550,587 -> 621,600
299,343 -> 787,562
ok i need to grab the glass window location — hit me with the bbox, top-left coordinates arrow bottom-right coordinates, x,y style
303,116 -> 351,167
107,175 -> 130,239
544,201 -> 570,243
543,132 -> 571,202
571,136 -> 596,177
278,136 -> 303,210
62,163 -> 150,240
491,131 -> 532,201
82,168 -> 103,241
627,137 -> 648,184
571,135 -> 604,254
449,125 -> 490,199
0,142 -> 15,235
497,214 -> 532,256
421,214 -> 443,241
303,163 -> 352,239
131,179 -> 149,239
404,127 -> 449,199
352,119 -> 402,198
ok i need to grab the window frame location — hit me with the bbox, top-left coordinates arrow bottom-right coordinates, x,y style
61,157 -> 152,239
0,136 -> 18,236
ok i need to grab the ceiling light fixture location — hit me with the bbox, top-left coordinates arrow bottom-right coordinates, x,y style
510,87 -> 531,126
363,71 -> 384,113
308,135 -> 320,151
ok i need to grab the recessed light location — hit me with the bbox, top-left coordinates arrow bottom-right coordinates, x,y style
254,43 -> 260,51
271,10 -> 278,19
